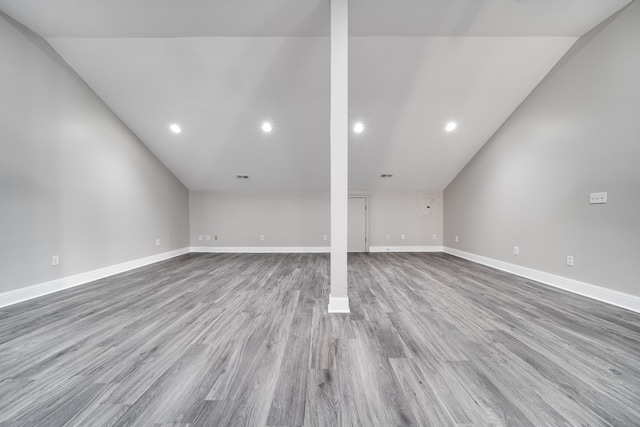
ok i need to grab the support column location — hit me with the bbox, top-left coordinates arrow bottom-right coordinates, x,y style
328,0 -> 350,313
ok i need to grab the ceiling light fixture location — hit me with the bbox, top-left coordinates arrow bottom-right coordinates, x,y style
445,121 -> 457,132
169,124 -> 182,134
353,122 -> 365,134
261,122 -> 272,133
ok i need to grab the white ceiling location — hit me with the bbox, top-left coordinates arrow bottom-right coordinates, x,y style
0,0 -> 632,191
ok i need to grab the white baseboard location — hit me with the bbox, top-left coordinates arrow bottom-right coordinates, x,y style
444,247 -> 640,314
328,295 -> 350,313
0,248 -> 191,308
369,246 -> 443,253
191,246 -> 330,254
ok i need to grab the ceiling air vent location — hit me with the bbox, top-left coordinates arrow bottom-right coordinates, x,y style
380,174 -> 393,178
236,175 -> 249,179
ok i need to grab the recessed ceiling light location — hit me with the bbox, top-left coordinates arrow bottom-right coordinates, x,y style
445,121 -> 457,132
169,124 -> 182,134
353,122 -> 365,134
261,122 -> 272,133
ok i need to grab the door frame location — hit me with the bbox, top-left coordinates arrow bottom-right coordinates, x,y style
348,195 -> 369,253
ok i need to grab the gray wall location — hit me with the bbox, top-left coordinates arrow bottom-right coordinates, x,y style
190,191 -> 330,248
0,14 -> 190,293
444,2 -> 640,296
190,191 -> 442,249
366,191 -> 443,248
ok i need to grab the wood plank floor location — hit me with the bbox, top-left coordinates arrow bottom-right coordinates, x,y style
1,252 -> 639,426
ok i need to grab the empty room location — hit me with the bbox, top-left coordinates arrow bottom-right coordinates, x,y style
1,0 -> 639,425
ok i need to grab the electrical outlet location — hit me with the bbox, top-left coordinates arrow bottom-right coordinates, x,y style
589,192 -> 607,204
156,239 -> 160,246
323,235 -> 328,241
455,236 -> 459,242
567,255 -> 574,266
401,234 -> 406,240
199,235 -> 203,241
206,235 -> 211,241
432,234 -> 437,240
51,255 -> 59,266
260,235 -> 265,241
214,235 -> 218,240
386,234 -> 390,240
513,246 -> 519,256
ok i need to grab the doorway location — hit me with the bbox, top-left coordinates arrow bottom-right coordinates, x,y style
348,196 -> 368,252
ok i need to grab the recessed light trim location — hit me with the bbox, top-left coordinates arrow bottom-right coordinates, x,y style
445,121 -> 457,132
169,124 -> 182,134
261,121 -> 272,133
353,122 -> 365,134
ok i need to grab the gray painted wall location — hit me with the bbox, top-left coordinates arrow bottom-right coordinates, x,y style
444,2 -> 640,296
0,14 -> 190,293
367,191 -> 443,248
190,191 -> 442,249
190,191 -> 330,248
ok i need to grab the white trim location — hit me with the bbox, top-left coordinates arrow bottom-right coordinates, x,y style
0,248 -> 191,308
348,195 -> 369,252
444,247 -> 640,314
369,246 -> 444,253
328,295 -> 350,313
191,246 -> 330,254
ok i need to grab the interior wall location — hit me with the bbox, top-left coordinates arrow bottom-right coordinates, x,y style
0,13 -> 190,294
190,190 -> 443,249
189,191 -> 330,248
366,191 -> 443,248
443,2 -> 640,297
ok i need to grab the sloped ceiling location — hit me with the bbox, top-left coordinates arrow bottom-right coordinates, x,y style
0,0 -> 631,191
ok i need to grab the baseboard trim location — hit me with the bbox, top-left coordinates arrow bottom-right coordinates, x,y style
369,246 -> 443,253
191,246 -> 330,254
444,247 -> 640,314
0,248 -> 191,308
328,295 -> 350,313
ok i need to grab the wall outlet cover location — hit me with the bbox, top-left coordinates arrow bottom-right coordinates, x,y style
589,192 -> 607,204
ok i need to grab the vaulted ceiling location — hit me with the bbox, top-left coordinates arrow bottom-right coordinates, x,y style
0,0 -> 631,191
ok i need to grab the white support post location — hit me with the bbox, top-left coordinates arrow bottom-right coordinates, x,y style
328,0 -> 350,313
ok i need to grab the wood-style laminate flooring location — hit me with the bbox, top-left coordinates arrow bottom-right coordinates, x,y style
0,253 -> 639,426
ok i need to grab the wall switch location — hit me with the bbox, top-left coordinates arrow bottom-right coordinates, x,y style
156,239 -> 160,246
432,234 -> 437,240
206,235 -> 211,240
513,246 -> 519,256
199,235 -> 203,241
260,235 -> 265,241
455,236 -> 459,242
401,234 -> 406,240
51,255 -> 59,266
567,255 -> 574,266
323,234 -> 328,241
589,192 -> 607,204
